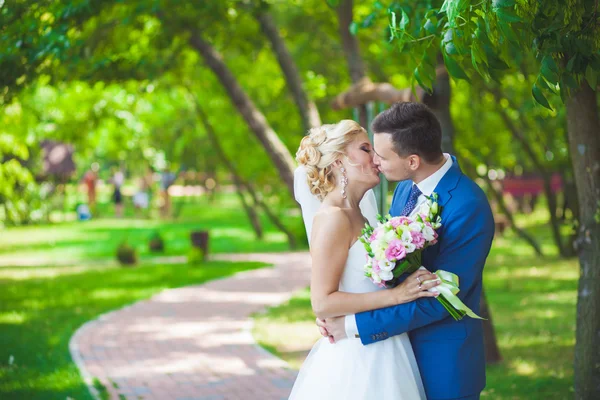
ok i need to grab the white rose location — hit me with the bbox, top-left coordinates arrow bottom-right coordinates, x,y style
418,202 -> 431,216
383,229 -> 397,243
372,272 -> 382,283
404,243 -> 416,253
379,260 -> 395,272
408,221 -> 423,232
401,229 -> 412,243
422,225 -> 435,241
379,270 -> 393,281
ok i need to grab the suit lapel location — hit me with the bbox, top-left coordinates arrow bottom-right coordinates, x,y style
433,155 -> 463,207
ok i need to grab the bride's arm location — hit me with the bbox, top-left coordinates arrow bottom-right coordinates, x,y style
310,209 -> 439,320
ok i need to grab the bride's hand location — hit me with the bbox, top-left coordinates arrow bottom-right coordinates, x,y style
392,269 -> 440,304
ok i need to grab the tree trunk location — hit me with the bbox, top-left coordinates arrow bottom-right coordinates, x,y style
566,81 -> 600,400
491,88 -> 567,257
336,0 -> 368,128
244,181 -> 298,250
234,184 -> 264,239
189,33 -> 296,196
193,94 -> 264,238
255,6 -> 321,131
193,92 -> 300,248
422,64 -> 456,154
480,287 -> 503,364
331,77 -> 416,109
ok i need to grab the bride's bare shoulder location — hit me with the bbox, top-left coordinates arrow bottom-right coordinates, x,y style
311,206 -> 351,244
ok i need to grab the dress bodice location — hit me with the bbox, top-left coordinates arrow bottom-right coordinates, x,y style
338,241 -> 385,294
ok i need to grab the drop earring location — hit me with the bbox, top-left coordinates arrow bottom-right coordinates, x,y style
340,167 -> 348,199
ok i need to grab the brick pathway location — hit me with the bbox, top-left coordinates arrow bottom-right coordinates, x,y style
70,252 -> 311,400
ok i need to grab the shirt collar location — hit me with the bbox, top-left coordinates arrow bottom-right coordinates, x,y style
415,153 -> 453,196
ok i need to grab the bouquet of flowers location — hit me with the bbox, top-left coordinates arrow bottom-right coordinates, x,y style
359,193 -> 483,321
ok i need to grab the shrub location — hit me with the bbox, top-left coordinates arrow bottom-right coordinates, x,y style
116,242 -> 137,266
148,231 -> 165,252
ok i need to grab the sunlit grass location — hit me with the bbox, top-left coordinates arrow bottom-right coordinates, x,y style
253,216 -> 577,399
0,193 -> 306,268
0,195 -> 296,399
0,259 -> 268,400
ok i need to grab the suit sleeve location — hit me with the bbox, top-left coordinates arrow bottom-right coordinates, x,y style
355,200 -> 494,345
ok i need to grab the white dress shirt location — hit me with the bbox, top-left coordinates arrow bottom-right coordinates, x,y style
345,154 -> 453,339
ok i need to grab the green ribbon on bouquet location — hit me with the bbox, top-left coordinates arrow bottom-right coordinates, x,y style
425,270 -> 485,321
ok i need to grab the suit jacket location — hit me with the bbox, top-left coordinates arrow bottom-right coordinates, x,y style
355,156 -> 495,399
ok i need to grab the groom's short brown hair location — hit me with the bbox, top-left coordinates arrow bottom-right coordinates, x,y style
371,102 -> 443,163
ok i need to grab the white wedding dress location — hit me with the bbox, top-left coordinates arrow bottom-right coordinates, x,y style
290,166 -> 426,400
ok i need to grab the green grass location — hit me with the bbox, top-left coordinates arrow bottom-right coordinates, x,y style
0,194 -> 298,399
253,208 -> 577,399
0,194 -> 306,268
0,259 -> 267,400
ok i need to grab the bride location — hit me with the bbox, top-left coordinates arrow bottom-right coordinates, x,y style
289,120 -> 439,400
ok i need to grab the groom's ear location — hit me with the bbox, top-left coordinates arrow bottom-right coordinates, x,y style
408,155 -> 421,170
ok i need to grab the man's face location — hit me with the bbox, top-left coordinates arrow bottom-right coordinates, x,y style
373,133 -> 413,182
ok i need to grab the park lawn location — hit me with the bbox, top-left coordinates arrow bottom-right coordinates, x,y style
0,194 -> 302,399
0,193 -> 305,268
253,209 -> 578,400
0,260 -> 268,399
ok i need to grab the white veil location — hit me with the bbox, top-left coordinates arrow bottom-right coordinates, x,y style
294,165 -> 380,247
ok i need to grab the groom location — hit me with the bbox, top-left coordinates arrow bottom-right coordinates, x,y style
318,102 -> 495,400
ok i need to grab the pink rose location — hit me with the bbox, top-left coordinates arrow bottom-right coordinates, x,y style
369,227 -> 383,242
410,231 -> 426,249
390,216 -> 411,229
372,260 -> 381,273
385,239 -> 406,261
430,231 -> 439,245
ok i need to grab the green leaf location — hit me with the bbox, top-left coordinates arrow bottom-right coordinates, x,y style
414,66 -> 433,93
445,41 -> 458,55
562,74 -> 579,89
494,7 -> 522,22
440,0 -> 450,13
497,19 -> 520,44
487,54 -> 511,70
388,10 -> 397,39
349,21 -> 359,36
362,13 -> 376,28
532,83 -> 553,110
443,53 -> 470,81
541,56 -> 560,83
492,0 -> 515,7
586,65 -> 597,90
400,9 -> 410,30
537,75 -> 558,94
566,56 -> 576,72
424,18 -> 437,35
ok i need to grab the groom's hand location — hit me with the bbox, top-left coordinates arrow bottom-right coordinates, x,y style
316,316 -> 347,343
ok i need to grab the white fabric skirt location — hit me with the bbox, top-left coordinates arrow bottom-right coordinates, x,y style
289,333 -> 426,400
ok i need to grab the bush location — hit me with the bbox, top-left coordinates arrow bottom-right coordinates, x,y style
116,242 -> 137,266
187,247 -> 205,265
148,231 -> 165,252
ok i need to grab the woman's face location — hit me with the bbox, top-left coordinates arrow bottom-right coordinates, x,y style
342,132 -> 380,189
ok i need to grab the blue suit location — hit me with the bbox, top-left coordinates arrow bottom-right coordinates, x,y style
356,156 -> 494,400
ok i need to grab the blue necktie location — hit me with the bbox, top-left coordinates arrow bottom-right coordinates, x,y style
400,184 -> 422,216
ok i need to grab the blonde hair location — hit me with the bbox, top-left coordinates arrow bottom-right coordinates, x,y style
296,120 -> 366,200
